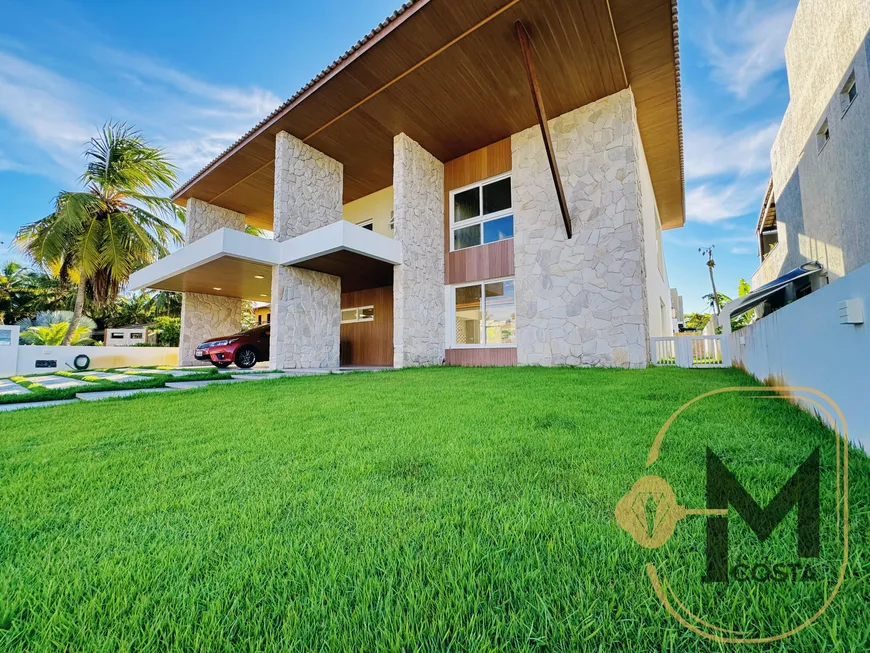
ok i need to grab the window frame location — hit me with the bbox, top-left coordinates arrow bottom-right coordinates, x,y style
357,219 -> 374,231
340,305 -> 375,324
816,119 -> 830,154
841,70 -> 858,116
447,276 -> 517,349
448,172 -> 514,252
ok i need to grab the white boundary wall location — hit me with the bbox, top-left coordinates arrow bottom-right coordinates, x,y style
0,338 -> 179,377
730,262 -> 870,449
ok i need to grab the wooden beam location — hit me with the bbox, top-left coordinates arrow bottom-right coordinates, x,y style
514,20 -> 573,239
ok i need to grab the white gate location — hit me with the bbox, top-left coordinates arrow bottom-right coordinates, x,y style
650,336 -> 730,368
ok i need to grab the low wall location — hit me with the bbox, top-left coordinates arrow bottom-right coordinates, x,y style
730,262 -> 869,449
10,346 -> 179,377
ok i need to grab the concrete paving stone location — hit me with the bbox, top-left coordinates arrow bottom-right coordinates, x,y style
116,368 -> 208,377
0,379 -> 31,395
165,379 -> 248,390
24,375 -> 92,389
230,373 -> 285,380
68,372 -> 154,383
0,399 -> 78,412
76,388 -> 174,401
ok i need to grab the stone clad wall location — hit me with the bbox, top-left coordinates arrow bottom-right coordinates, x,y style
270,131 -> 343,370
270,266 -> 340,369
179,293 -> 243,366
179,198 -> 246,366
185,198 -> 246,243
273,131 -> 344,240
392,133 -> 445,368
511,89 -> 649,368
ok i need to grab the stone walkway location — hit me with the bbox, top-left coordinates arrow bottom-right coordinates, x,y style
0,366 -> 388,412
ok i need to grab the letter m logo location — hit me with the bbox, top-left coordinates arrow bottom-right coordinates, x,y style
704,447 -> 820,583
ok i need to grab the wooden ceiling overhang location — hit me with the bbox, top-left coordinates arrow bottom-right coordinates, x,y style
173,0 -> 685,230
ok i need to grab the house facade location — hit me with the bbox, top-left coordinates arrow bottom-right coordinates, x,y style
130,0 -> 685,370
753,0 -> 870,289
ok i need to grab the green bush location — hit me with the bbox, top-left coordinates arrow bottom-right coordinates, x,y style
153,316 -> 180,347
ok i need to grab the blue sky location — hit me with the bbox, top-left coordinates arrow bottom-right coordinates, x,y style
0,0 -> 797,313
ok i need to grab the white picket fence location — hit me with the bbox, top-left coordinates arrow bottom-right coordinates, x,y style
650,335 -> 730,368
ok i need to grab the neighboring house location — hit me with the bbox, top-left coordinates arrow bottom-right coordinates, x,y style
130,0 -> 685,370
670,288 -> 685,332
104,325 -> 156,347
253,304 -> 271,326
753,0 -> 870,290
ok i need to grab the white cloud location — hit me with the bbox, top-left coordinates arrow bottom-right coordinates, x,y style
0,52 -> 94,175
685,180 -> 768,223
698,0 -> 798,99
685,121 -> 779,180
0,47 -> 280,186
730,246 -> 755,255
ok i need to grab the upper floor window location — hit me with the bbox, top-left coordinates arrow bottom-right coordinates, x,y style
816,119 -> 830,153
450,173 -> 514,251
357,219 -> 374,231
840,71 -> 857,114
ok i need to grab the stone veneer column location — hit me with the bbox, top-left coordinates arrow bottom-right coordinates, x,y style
269,131 -> 343,370
179,293 -> 245,366
511,89 -> 650,368
392,133 -> 445,368
185,198 -> 246,243
179,198 -> 246,366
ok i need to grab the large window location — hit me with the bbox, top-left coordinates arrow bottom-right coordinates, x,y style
452,279 -> 516,347
450,173 -> 514,251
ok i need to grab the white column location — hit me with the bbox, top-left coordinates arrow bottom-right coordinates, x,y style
179,198 -> 246,366
269,131 -> 343,370
392,133 -> 445,368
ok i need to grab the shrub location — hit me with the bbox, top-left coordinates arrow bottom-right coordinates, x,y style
153,316 -> 181,347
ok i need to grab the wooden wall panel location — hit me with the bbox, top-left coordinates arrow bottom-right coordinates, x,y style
445,348 -> 517,367
340,285 -> 393,367
443,138 -> 513,283
446,239 -> 514,285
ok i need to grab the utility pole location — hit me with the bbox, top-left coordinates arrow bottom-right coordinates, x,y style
699,246 -> 721,315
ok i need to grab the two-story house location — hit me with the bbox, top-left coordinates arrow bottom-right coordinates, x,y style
130,0 -> 685,370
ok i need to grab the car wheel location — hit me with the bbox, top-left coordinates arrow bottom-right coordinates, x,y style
235,346 -> 258,369
212,361 -> 232,368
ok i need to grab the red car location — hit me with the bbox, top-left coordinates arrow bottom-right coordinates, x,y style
194,324 -> 270,368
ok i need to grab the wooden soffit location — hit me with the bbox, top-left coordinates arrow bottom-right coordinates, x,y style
174,0 -> 684,230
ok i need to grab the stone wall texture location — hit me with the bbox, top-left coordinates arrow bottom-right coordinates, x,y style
511,89 -> 649,368
392,133 -> 445,368
269,266 -> 340,369
270,131 -> 343,369
273,131 -> 343,239
179,293 -> 243,366
185,198 -> 246,243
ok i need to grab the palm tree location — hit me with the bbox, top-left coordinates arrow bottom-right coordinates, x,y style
14,122 -> 183,345
17,311 -> 98,345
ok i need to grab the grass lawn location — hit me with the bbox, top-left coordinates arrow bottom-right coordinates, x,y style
0,367 -> 867,651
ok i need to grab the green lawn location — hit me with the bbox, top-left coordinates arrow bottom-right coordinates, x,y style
0,367 -> 867,652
